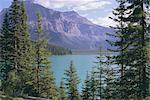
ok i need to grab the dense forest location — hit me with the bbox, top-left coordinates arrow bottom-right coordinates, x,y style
47,44 -> 72,55
0,0 -> 150,100
32,41 -> 72,55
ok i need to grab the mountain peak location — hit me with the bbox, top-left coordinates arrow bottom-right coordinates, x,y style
0,1 -> 113,50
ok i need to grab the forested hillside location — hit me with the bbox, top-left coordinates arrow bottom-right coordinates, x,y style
32,41 -> 72,55
47,44 -> 72,55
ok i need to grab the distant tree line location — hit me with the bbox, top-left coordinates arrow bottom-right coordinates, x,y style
31,41 -> 72,55
47,44 -> 72,55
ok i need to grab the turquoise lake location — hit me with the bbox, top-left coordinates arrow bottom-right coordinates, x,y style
50,54 -> 98,91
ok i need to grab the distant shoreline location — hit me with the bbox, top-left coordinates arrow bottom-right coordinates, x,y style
72,50 -> 99,55
51,49 -> 115,55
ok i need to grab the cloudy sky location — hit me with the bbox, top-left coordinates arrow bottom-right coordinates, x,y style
0,0 -> 118,27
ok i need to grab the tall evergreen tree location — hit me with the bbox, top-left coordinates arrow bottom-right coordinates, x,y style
64,61 -> 80,100
17,1 -> 34,95
32,12 -> 57,99
0,1 -> 22,95
95,48 -> 106,99
97,51 -> 116,100
106,0 -> 131,99
125,0 -> 150,98
0,0 -> 33,96
0,12 -> 11,81
82,72 -> 91,100
40,66 -> 58,99
107,0 -> 150,99
33,12 -> 43,96
59,80 -> 68,100
103,66 -> 116,100
89,68 -> 99,100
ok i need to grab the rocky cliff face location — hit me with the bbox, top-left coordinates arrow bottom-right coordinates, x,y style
0,1 -> 113,50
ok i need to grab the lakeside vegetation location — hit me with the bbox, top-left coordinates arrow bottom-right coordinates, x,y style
47,44 -> 72,55
31,41 -> 72,55
0,0 -> 149,100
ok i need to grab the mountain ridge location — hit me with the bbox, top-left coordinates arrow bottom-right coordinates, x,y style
0,1 -> 113,50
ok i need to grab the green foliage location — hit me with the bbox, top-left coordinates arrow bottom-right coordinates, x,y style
59,80 -> 68,100
103,67 -> 116,99
47,44 -> 72,55
64,61 -> 81,100
0,0 -> 149,99
82,72 -> 91,100
0,1 -> 58,98
94,48 -> 106,99
106,0 -> 131,99
0,0 -> 33,96
106,0 -> 150,99
40,66 -> 58,99
81,49 -> 117,100
124,0 -> 150,98
89,68 -> 99,100
31,12 -> 58,99
0,12 -> 11,81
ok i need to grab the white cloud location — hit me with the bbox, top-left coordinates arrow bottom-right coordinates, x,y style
81,13 -> 89,17
73,1 -> 111,11
89,12 -> 117,27
34,0 -> 111,11
34,0 -> 65,9
33,0 -> 115,27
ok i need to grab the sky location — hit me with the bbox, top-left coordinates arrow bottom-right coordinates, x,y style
0,0 -> 118,27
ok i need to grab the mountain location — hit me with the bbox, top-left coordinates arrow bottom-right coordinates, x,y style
0,0 -> 114,50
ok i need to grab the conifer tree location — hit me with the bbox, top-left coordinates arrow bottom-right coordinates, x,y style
33,12 -> 43,96
82,72 -> 91,100
103,67 -> 116,100
17,1 -> 34,95
40,66 -> 58,99
97,52 -> 116,100
94,48 -> 106,99
0,12 -> 11,81
59,80 -> 68,100
32,12 -> 57,99
106,0 -> 130,99
124,0 -> 150,98
107,0 -> 150,99
0,0 -> 22,95
0,0 -> 33,96
89,68 -> 99,100
64,61 -> 80,100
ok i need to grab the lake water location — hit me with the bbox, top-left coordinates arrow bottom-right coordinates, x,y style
50,54 -> 98,91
